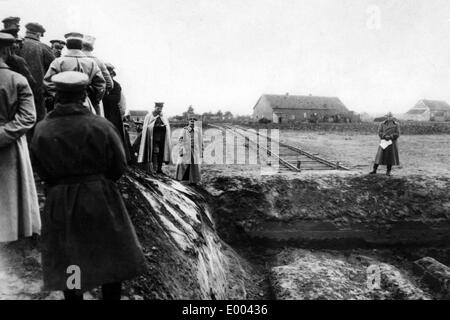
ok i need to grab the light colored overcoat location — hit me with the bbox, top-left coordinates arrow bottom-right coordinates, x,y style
137,112 -> 172,165
0,62 -> 41,242
175,125 -> 202,183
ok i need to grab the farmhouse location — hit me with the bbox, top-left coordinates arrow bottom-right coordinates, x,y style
128,110 -> 149,123
252,94 -> 349,123
403,99 -> 450,122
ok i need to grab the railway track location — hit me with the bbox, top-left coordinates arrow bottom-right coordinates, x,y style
209,124 -> 349,172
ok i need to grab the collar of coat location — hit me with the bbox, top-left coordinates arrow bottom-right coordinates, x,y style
0,61 -> 9,69
24,34 -> 40,41
64,49 -> 87,58
82,50 -> 96,58
47,103 -> 92,119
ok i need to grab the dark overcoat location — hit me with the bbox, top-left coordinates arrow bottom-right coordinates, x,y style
102,80 -> 130,161
19,34 -> 55,122
6,54 -> 38,94
30,103 -> 146,291
374,119 -> 400,166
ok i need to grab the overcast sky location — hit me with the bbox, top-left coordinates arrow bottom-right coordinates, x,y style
3,0 -> 450,116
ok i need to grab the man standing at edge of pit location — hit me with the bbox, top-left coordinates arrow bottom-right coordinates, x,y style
43,32 -> 105,114
369,112 -> 400,176
30,71 -> 146,300
137,102 -> 172,174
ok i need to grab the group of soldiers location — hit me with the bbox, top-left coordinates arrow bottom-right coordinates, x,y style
0,17 -> 202,300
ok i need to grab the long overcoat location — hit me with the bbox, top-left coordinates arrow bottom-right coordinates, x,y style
0,62 -> 41,242
43,49 -> 106,107
103,80 -> 130,161
30,103 -> 146,291
19,34 -> 55,122
374,119 -> 400,166
137,112 -> 172,169
175,126 -> 202,183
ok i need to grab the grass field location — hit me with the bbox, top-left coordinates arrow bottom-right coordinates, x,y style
279,131 -> 450,176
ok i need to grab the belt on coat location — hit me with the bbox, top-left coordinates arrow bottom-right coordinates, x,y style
48,174 -> 106,186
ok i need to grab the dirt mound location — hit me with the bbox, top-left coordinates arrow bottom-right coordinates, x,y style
270,249 -> 432,300
117,168 -> 260,299
204,174 -> 450,246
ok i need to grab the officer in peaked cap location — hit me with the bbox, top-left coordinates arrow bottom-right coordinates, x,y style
20,21 -> 54,128
2,17 -> 20,31
137,101 -> 173,174
44,31 -> 105,115
64,32 -> 84,41
0,32 -> 16,49
49,39 -> 66,58
51,71 -> 89,92
0,30 -> 37,97
30,70 -> 146,300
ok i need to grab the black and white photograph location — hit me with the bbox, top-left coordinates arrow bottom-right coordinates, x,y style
0,0 -> 449,311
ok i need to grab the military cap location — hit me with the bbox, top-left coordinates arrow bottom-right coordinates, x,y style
50,39 -> 66,46
0,28 -> 19,38
105,62 -> 115,71
82,34 -> 96,47
25,22 -> 46,34
51,71 -> 89,92
0,32 -> 16,47
64,32 -> 83,41
2,17 -> 20,29
155,102 -> 164,108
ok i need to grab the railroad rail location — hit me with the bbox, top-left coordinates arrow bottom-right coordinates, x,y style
209,124 -> 349,172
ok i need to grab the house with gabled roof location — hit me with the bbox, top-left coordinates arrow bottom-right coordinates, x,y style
252,93 -> 349,123
403,99 -> 450,121
128,110 -> 149,123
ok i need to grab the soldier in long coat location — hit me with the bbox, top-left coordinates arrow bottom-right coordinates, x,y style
1,28 -> 38,94
30,71 -> 145,300
43,32 -> 106,114
19,22 -> 55,124
102,63 -> 131,162
370,112 -> 400,176
0,33 -> 41,242
176,115 -> 203,184
137,102 -> 172,174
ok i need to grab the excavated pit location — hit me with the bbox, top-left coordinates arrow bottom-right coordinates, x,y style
201,173 -> 450,299
1,168 -> 449,300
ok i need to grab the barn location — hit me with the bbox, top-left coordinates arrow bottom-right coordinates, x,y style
403,100 -> 450,122
252,94 -> 349,123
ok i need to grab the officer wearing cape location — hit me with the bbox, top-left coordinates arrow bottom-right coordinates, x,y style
137,102 -> 172,174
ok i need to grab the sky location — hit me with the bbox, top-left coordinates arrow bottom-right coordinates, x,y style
3,0 -> 450,116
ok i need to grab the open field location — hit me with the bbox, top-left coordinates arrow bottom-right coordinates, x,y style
278,131 -> 450,177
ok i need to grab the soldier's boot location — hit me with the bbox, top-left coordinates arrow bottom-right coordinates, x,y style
386,165 -> 392,176
369,164 -> 378,174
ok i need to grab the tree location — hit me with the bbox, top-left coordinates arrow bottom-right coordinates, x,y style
182,105 -> 195,119
224,111 -> 233,120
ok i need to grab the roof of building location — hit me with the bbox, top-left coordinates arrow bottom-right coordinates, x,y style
129,110 -> 149,117
255,94 -> 348,113
413,99 -> 450,112
406,109 -> 428,115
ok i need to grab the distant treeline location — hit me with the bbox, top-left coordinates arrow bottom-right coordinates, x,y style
236,121 -> 450,135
